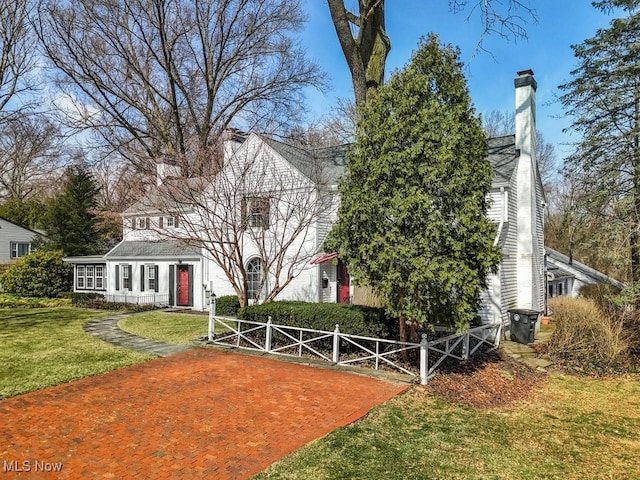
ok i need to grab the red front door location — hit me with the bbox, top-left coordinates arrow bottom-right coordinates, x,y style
177,266 -> 190,306
337,260 -> 350,304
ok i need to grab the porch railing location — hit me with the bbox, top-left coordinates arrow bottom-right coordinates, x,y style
207,316 -> 503,384
104,293 -> 170,307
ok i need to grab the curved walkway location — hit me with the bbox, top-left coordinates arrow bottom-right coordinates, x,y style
83,315 -> 193,357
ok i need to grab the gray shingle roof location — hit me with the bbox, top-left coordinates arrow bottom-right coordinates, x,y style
262,137 -> 346,184
545,247 -> 625,288
487,134 -> 518,186
106,240 -> 202,259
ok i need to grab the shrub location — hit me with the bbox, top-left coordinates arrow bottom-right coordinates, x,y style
72,292 -> 105,306
0,250 -> 73,298
237,301 -> 397,339
0,293 -> 71,308
215,295 -> 240,316
579,283 -> 622,311
547,297 -> 634,371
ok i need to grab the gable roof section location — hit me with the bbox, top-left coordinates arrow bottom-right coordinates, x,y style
545,247 -> 625,289
262,136 -> 346,185
487,135 -> 518,188
0,216 -> 40,235
106,240 -> 202,259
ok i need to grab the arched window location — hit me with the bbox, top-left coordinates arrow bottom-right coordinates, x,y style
247,257 -> 262,303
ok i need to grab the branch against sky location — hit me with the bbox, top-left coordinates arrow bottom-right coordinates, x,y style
327,0 -> 537,106
0,0 -> 39,121
0,116 -> 65,202
36,0 -> 325,176
483,109 -> 558,190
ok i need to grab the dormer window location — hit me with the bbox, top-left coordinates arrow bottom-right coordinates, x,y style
135,217 -> 150,230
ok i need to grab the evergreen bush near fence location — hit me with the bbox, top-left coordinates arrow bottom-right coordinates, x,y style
237,301 -> 398,340
215,295 -> 240,316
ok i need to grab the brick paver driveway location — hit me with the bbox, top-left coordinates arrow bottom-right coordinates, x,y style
1,349 -> 407,479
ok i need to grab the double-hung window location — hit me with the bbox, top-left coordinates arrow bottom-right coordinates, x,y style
95,266 -> 104,289
77,266 -> 85,288
140,264 -> 159,292
115,265 -> 132,291
243,197 -> 270,229
10,242 -> 31,258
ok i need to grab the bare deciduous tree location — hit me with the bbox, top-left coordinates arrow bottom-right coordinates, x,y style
142,135 -> 338,306
327,0 -> 537,106
285,98 -> 356,147
0,0 -> 38,122
36,0 -> 325,175
0,116 -> 64,202
483,109 -> 558,189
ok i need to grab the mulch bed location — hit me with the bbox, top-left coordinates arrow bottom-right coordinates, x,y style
420,348 -> 547,409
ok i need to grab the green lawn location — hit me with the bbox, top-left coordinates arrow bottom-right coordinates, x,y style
118,311 -> 211,344
0,308 -> 154,399
3,307 -> 639,478
253,374 -> 640,480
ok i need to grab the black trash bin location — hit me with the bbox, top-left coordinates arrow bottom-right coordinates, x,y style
508,309 -> 540,344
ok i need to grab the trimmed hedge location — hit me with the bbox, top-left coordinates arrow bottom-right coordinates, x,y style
215,295 -> 241,316
72,292 -> 105,306
237,301 -> 398,340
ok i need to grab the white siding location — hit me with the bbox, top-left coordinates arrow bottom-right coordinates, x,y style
0,218 -> 37,262
500,173 -> 520,321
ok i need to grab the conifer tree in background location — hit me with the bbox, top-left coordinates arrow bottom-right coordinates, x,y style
327,35 -> 501,339
559,0 -> 640,283
37,166 -> 104,256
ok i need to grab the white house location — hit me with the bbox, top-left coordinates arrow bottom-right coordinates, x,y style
0,216 -> 38,263
545,246 -> 625,298
65,70 -> 546,325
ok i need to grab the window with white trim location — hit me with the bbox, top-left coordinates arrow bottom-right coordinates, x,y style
242,197 -> 270,229
10,242 -> 31,258
77,266 -> 85,288
135,217 -> 150,230
122,264 -> 131,290
148,265 -> 156,291
86,266 -> 94,288
76,264 -> 105,290
95,266 -> 104,289
247,257 -> 262,303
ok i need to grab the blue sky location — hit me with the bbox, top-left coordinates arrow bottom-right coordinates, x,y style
300,2 -> 619,159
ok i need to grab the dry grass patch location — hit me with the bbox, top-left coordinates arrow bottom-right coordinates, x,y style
254,374 -> 640,480
547,297 -> 636,371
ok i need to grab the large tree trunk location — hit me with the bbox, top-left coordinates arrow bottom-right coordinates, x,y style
327,0 -> 390,106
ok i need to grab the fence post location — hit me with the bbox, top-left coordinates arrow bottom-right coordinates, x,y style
265,316 -> 273,353
332,324 -> 340,363
462,332 -> 469,361
207,291 -> 217,341
420,334 -> 428,384
207,306 -> 214,342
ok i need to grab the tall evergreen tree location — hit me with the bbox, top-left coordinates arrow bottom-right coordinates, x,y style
559,0 -> 640,282
39,165 -> 103,256
327,35 -> 501,337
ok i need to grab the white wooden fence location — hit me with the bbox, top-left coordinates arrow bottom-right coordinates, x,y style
207,316 -> 503,384
104,293 -> 169,307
